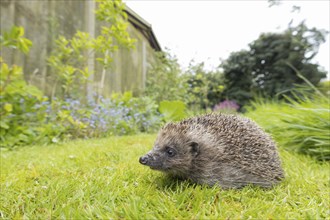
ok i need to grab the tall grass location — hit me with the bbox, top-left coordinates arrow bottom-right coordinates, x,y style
246,91 -> 330,161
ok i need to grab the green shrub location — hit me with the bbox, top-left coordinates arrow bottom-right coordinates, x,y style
0,26 -> 49,148
144,51 -> 188,103
184,62 -> 224,111
145,54 -> 225,113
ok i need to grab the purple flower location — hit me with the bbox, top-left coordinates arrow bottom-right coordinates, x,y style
213,100 -> 240,112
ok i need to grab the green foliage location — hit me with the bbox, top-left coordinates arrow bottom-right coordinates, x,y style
0,26 -> 32,54
94,0 -> 135,68
222,22 -> 327,106
95,0 -> 135,65
107,92 -> 162,134
48,0 -> 135,99
144,51 -> 188,103
0,26 -> 48,148
0,26 -> 87,148
185,62 -> 224,110
145,54 -> 225,112
0,26 -> 160,149
246,93 -> 330,161
221,50 -> 255,107
0,91 -> 164,149
1,135 -> 329,219
47,32 -> 93,97
49,99 -> 91,140
159,100 -> 187,122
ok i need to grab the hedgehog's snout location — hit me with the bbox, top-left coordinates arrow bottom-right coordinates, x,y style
139,151 -> 154,165
139,155 -> 149,165
139,150 -> 164,170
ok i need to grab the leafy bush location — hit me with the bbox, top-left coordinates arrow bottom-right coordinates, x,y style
246,93 -> 330,161
185,62 -> 224,110
0,26 -> 49,148
47,32 -> 93,98
144,51 -> 188,103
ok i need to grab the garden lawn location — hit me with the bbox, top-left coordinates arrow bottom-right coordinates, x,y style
1,134 -> 329,219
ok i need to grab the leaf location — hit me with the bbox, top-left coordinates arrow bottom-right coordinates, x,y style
0,121 -> 9,129
159,100 -> 187,122
1,26 -> 32,54
0,62 -> 9,80
122,91 -> 133,103
4,103 -> 13,112
27,86 -> 43,100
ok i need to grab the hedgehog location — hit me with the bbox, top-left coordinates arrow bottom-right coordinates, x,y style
139,113 -> 284,189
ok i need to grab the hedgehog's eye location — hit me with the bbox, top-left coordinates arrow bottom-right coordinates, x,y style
166,148 -> 176,157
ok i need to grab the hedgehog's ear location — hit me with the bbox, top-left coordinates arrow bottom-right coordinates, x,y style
189,142 -> 199,157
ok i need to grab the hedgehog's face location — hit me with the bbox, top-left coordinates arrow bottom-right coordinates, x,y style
139,132 -> 199,175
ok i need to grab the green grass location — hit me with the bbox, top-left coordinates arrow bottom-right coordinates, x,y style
1,134 -> 329,219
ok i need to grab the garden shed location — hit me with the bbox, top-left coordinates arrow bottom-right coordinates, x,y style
0,0 -> 161,98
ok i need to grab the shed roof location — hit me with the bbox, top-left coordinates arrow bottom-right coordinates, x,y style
125,6 -> 162,51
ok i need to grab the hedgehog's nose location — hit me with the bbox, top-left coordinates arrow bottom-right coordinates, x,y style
139,156 -> 148,165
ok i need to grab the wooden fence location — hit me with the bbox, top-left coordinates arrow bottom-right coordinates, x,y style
0,0 -> 160,99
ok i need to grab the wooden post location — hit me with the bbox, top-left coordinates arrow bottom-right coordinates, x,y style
142,41 -> 147,90
98,50 -> 108,102
40,1 -> 48,92
85,0 -> 95,102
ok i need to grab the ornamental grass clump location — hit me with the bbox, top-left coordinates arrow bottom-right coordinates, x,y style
246,93 -> 329,161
